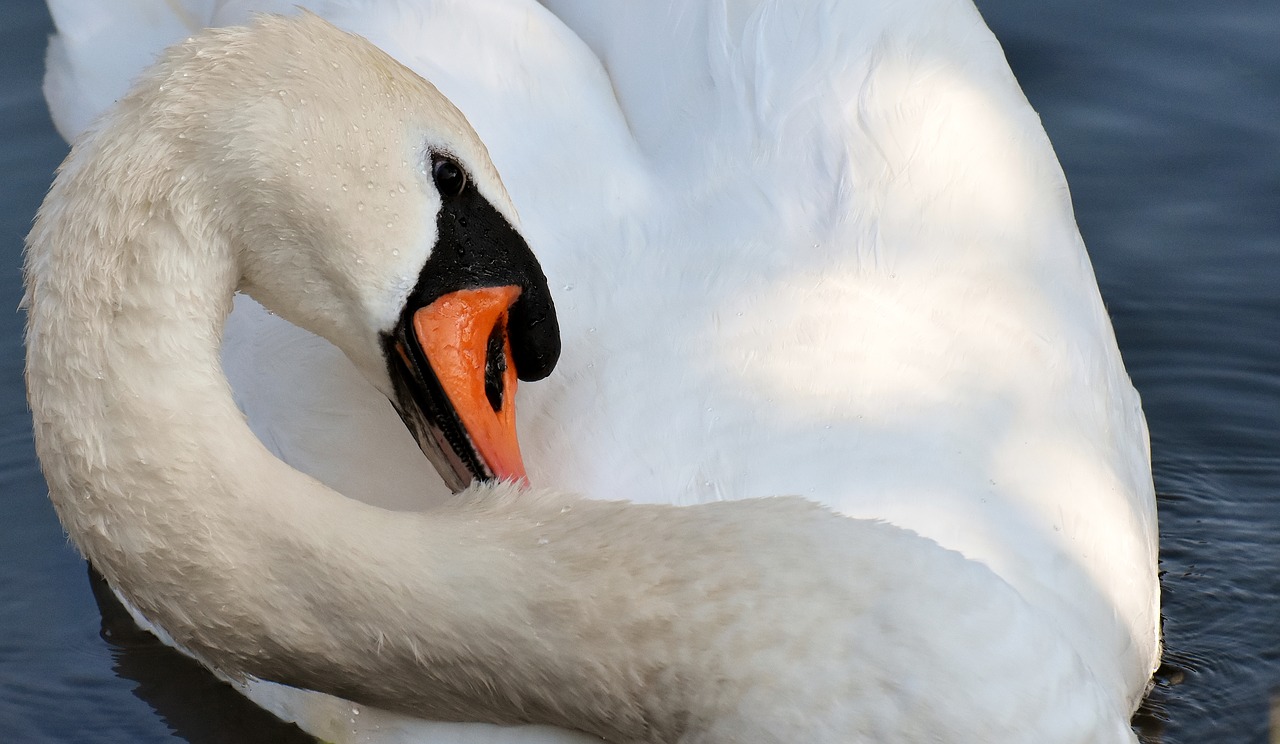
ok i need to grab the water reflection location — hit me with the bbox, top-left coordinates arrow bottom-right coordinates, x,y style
86,566 -> 314,743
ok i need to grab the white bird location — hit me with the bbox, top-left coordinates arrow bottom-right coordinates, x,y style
29,2 -> 1159,742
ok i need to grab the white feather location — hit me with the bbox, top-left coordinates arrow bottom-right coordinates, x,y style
34,2 -> 1159,741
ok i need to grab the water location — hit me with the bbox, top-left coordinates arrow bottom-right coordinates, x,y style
1,1 -> 1277,740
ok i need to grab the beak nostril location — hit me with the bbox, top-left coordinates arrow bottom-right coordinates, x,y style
484,319 -> 507,414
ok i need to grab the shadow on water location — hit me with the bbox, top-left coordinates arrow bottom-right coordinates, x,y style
1133,613 -> 1192,744
85,565 -> 315,744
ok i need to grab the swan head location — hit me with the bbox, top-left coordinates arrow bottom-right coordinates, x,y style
91,13 -> 561,488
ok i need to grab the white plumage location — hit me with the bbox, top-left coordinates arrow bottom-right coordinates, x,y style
30,2 -> 1159,741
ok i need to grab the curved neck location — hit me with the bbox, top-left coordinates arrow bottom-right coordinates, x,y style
22,92 -> 1128,744
23,131 -> 714,744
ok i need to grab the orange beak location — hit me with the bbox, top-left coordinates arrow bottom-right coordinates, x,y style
408,286 -> 527,484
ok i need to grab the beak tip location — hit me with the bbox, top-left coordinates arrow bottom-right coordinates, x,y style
487,449 -> 528,487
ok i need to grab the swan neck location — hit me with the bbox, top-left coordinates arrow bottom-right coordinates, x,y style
26,131 -> 241,452
24,123 -> 266,589
22,124 -> 677,742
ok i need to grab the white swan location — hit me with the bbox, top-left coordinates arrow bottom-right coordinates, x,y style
30,2 -> 1159,742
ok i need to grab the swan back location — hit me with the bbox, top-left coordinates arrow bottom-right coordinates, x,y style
518,0 -> 1159,704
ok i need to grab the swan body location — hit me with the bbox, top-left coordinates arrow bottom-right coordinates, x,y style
30,2 -> 1158,742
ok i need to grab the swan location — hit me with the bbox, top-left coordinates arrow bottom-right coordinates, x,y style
30,2 -> 1160,742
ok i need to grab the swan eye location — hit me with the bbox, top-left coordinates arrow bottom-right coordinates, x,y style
432,157 -> 467,198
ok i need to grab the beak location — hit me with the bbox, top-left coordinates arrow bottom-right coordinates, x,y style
389,285 -> 527,491
381,162 -> 559,492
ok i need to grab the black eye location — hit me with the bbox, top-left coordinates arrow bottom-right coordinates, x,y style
432,157 -> 467,198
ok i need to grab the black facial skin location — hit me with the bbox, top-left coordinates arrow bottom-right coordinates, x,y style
404,153 -> 560,382
380,152 -> 561,489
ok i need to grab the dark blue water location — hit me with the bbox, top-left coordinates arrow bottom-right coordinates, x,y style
2,1 -> 1277,740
